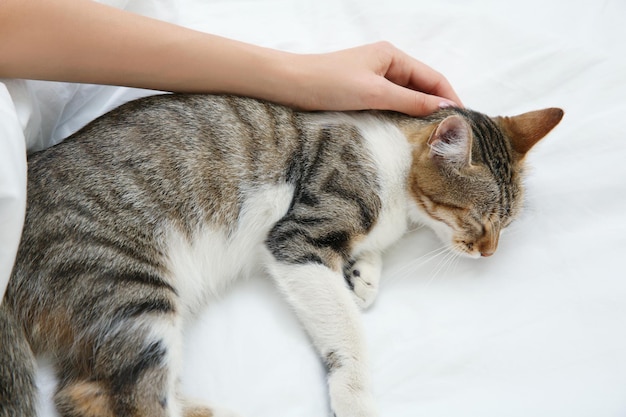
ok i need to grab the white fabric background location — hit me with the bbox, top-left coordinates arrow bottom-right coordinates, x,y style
0,0 -> 623,416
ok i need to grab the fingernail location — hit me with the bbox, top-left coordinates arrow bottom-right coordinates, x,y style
439,100 -> 456,109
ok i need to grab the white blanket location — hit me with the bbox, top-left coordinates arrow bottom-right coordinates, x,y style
1,0 -> 624,416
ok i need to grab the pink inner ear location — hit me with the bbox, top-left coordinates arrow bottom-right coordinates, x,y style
428,115 -> 472,165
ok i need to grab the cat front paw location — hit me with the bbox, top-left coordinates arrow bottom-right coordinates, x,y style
344,252 -> 382,310
330,390 -> 377,417
329,368 -> 378,417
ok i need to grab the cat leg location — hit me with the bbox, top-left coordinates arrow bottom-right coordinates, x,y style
0,306 -> 37,417
53,311 -> 241,417
268,261 -> 378,417
344,251 -> 382,310
54,314 -> 184,417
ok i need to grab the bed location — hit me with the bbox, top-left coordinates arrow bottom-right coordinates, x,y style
1,0 -> 625,416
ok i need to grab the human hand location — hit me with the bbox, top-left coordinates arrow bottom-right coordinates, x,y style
285,42 -> 462,116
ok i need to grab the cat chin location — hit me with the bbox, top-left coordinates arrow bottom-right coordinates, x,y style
456,249 -> 482,260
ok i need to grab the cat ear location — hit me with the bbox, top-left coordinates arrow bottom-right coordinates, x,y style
498,108 -> 564,156
427,115 -> 472,166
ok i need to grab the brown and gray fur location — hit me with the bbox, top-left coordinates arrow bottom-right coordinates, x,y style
0,94 -> 563,417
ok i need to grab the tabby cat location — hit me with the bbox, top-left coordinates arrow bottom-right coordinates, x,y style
0,94 -> 562,417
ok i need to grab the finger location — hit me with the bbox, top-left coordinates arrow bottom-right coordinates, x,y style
380,82 -> 456,116
385,49 -> 463,107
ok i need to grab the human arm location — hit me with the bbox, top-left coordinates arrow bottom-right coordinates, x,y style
0,0 -> 461,116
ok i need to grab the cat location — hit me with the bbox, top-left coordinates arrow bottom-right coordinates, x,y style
0,93 -> 562,417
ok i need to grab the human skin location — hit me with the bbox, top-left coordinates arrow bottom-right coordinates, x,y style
0,0 -> 462,116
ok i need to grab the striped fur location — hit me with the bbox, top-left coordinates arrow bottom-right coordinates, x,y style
0,94 -> 562,417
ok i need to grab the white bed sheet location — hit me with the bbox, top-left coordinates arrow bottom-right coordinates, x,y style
0,0 -> 624,416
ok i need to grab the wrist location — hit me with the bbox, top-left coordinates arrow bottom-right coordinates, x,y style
240,47 -> 311,108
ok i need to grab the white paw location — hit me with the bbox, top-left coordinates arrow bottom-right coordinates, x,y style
331,390 -> 377,417
329,368 -> 378,417
344,253 -> 382,310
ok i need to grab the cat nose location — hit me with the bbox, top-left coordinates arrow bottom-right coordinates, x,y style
477,221 -> 500,257
477,232 -> 499,257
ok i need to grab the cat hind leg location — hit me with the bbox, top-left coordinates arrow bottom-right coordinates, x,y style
53,318 -> 243,417
54,311 -> 184,417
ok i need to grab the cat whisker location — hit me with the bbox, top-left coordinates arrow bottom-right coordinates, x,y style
424,248 -> 459,288
383,245 -> 449,287
450,251 -> 462,274
398,245 -> 449,273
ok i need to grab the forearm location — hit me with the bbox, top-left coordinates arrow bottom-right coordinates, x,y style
0,0 -> 461,115
0,0 -> 297,99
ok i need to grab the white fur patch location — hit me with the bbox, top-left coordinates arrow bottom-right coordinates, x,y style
407,202 -> 454,244
350,115 -> 412,254
163,183 -> 294,317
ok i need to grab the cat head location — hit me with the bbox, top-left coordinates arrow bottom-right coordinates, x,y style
408,107 -> 563,258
